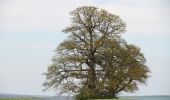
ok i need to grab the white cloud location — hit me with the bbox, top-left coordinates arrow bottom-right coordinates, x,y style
0,0 -> 93,32
96,0 -> 170,35
0,0 -> 169,34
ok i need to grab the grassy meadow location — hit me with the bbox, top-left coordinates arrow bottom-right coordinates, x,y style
0,98 -> 42,100
0,97 -> 137,100
92,98 -> 137,100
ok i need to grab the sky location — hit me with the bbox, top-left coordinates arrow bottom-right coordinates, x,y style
0,0 -> 170,96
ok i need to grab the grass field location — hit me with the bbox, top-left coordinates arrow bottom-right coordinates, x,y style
95,99 -> 136,100
0,98 -> 42,100
0,98 -> 136,100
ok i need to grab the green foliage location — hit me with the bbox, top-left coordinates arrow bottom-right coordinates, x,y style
43,6 -> 150,100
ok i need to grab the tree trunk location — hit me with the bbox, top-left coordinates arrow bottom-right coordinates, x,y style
86,51 -> 96,95
88,66 -> 96,89
87,65 -> 96,98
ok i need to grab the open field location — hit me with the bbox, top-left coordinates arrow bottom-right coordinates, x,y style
1,95 -> 170,100
93,98 -> 137,100
0,98 -> 42,100
95,99 -> 137,100
0,98 -> 136,100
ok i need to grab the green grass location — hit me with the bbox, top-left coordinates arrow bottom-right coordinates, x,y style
93,98 -> 137,100
0,98 -> 42,100
0,98 -> 136,100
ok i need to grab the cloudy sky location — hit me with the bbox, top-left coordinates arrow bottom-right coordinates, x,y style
0,0 -> 170,96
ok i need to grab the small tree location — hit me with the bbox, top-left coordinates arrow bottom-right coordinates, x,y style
43,6 -> 150,99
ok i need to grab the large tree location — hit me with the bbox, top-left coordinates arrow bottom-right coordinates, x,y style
43,6 -> 150,99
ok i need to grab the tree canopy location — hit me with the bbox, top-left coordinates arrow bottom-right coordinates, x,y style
43,6 -> 150,100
